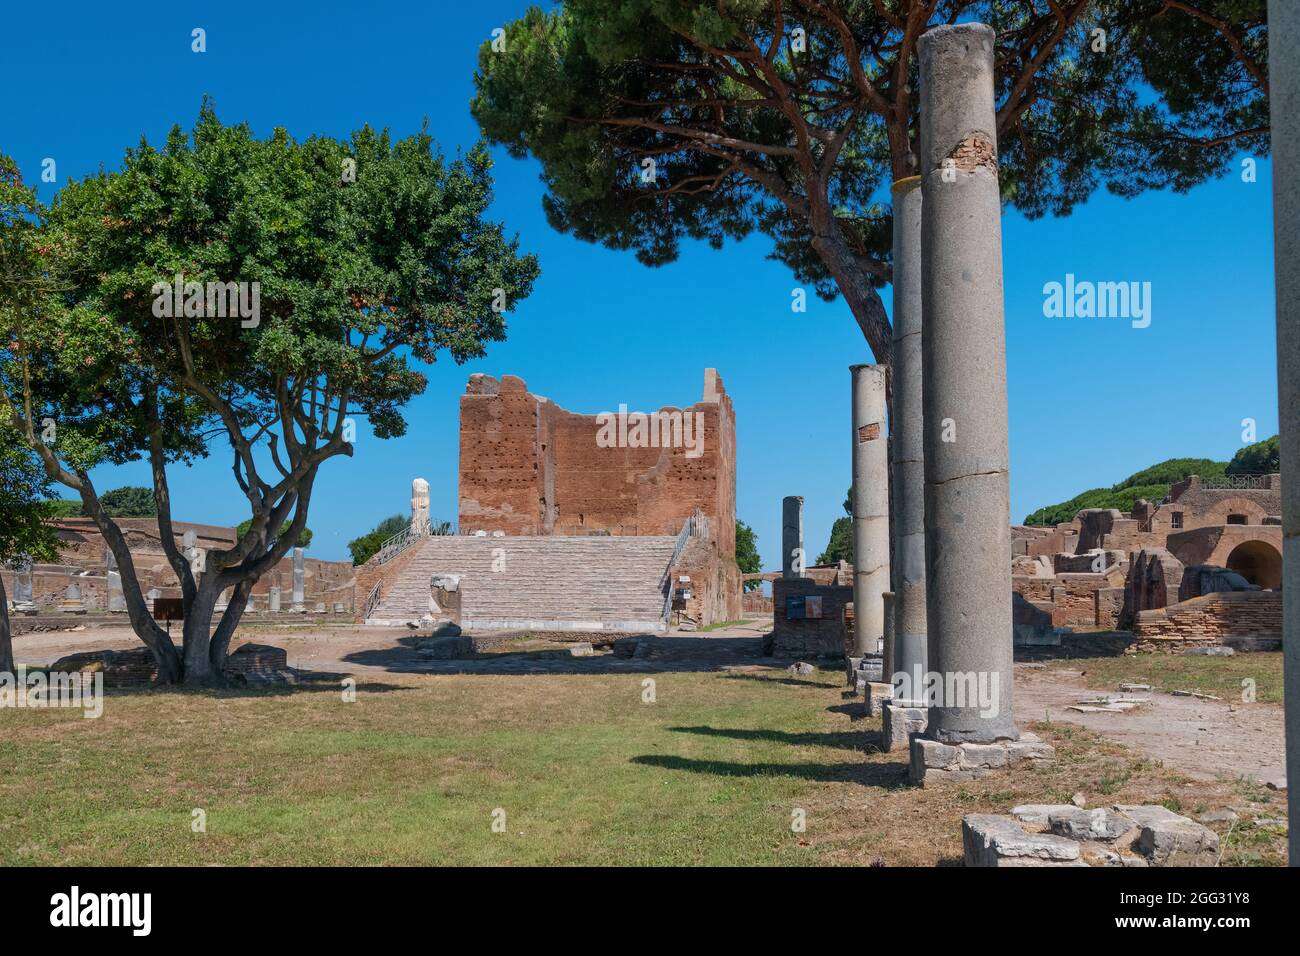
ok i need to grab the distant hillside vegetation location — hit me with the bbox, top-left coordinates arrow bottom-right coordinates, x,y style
1022,437 -> 1278,526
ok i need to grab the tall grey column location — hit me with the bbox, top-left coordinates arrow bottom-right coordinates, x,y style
850,364 -> 890,656
291,547 -> 306,612
918,22 -> 1016,743
1268,0 -> 1300,865
890,175 -> 928,689
781,496 -> 804,579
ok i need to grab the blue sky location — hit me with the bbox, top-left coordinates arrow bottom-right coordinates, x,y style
1,1 -> 1278,567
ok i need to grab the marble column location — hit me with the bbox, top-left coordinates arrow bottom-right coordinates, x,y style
850,364 -> 890,656
291,547 -> 306,612
890,174 -> 929,689
1267,0 -> 1300,865
411,477 -> 430,533
917,22 -> 1016,743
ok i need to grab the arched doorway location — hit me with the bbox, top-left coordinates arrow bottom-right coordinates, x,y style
1225,540 -> 1282,589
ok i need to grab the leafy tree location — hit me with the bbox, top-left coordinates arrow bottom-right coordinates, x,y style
1227,434 -> 1279,474
0,434 -> 60,674
45,499 -> 82,518
0,110 -> 538,685
348,513 -> 450,565
236,518 -> 313,549
816,487 -> 853,564
471,1 -> 1267,367
735,519 -> 761,589
98,485 -> 157,517
1021,454 -> 1251,525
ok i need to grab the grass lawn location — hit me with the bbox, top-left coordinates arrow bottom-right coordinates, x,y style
0,665 -> 1286,865
1053,651 -> 1285,705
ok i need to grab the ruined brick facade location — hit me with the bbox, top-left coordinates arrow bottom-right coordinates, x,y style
458,369 -> 737,555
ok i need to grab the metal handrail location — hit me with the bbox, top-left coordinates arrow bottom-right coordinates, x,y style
1197,474 -> 1274,490
363,581 -> 382,620
371,518 -> 454,566
661,510 -> 709,623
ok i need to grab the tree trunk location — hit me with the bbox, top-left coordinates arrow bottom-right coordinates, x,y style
0,576 -> 13,676
810,230 -> 895,369
209,579 -> 252,675
180,584 -> 222,686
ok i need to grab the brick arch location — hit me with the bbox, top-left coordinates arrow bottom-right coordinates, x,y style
1199,496 -> 1271,526
1226,540 -> 1282,589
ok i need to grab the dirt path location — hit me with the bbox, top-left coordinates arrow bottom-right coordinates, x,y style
1013,664 -> 1286,787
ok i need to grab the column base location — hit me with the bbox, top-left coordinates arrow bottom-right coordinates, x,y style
881,699 -> 927,751
908,733 -> 1055,787
862,681 -> 894,716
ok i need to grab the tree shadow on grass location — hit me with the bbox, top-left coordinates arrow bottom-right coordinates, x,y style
629,753 -> 911,790
667,724 -> 872,753
717,671 -> 843,690
90,677 -> 413,699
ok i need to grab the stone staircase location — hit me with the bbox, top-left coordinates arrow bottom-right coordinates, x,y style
366,535 -> 679,631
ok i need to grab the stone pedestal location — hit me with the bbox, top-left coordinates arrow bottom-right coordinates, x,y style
909,733 -> 1055,787
1267,0 -> 1300,865
269,586 -> 281,613
882,698 -> 927,752
850,364 -> 889,657
863,681 -> 894,717
917,22 -> 1017,744
104,549 -> 127,613
58,582 -> 87,614
781,496 -> 804,579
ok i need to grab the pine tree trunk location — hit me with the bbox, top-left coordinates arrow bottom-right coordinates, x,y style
0,576 -> 14,676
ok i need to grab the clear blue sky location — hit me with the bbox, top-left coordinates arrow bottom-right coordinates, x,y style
1,1 -> 1278,568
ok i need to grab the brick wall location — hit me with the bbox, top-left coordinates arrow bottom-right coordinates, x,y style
459,370 -> 736,555
1132,590 -> 1282,651
771,577 -> 852,658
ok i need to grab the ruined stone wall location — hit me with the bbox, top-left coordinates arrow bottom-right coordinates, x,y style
771,577 -> 853,657
459,370 -> 737,554
7,517 -> 354,613
1148,477 -> 1281,536
1132,590 -> 1282,651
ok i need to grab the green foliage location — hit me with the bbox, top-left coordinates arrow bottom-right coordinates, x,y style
97,486 -> 157,517
1227,435 -> 1279,475
470,1 -> 1266,321
1022,484 -> 1172,528
46,499 -> 82,518
1019,444 -> 1281,525
1115,458 -> 1227,488
816,489 -> 853,565
735,519 -> 761,589
817,517 -> 853,566
0,431 -> 60,564
349,514 -> 421,566
236,518 -> 313,549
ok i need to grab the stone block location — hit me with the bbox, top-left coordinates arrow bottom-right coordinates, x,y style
418,635 -> 472,659
882,700 -> 927,752
911,735 -> 1056,786
1010,804 -> 1075,831
958,743 -> 1008,770
962,815 -> 1085,867
1047,807 -> 1136,842
863,681 -> 894,716
1114,805 -> 1220,866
